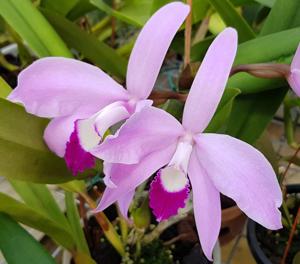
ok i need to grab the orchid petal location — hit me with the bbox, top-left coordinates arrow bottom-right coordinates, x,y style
118,191 -> 135,219
182,28 -> 238,133
188,150 -> 221,261
95,143 -> 177,212
195,134 -> 282,230
288,44 -> 300,96
291,43 -> 300,69
92,107 -> 183,164
44,114 -> 89,157
126,2 -> 189,99
8,57 -> 128,118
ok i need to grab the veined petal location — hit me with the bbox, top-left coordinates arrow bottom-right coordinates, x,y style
8,57 -> 128,118
188,150 -> 221,261
195,133 -> 282,230
92,107 -> 184,164
182,28 -> 238,133
94,143 -> 177,212
126,2 -> 189,99
118,191 -> 135,219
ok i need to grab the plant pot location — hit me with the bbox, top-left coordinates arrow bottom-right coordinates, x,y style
218,195 -> 247,246
247,184 -> 300,264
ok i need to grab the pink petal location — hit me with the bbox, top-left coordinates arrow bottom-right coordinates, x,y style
44,114 -> 89,157
195,133 -> 282,230
8,57 -> 128,118
288,44 -> 300,96
188,151 -> 221,261
92,107 -> 184,164
182,28 -> 238,133
94,143 -> 177,212
117,191 -> 135,219
149,170 -> 189,221
126,2 -> 189,99
291,43 -> 300,69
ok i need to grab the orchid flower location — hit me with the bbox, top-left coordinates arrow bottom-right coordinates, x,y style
288,43 -> 300,96
7,2 -> 189,175
92,28 -> 282,260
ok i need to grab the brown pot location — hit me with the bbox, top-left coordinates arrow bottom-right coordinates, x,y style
219,205 -> 246,245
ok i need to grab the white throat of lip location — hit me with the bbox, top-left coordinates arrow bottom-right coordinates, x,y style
77,101 -> 130,151
160,140 -> 193,192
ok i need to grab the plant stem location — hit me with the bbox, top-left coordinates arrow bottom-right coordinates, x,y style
184,0 -> 192,67
79,192 -> 126,257
281,207 -> 300,264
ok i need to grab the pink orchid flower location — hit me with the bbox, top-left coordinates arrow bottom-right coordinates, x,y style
288,43 -> 300,96
7,2 -> 189,175
92,28 -> 282,260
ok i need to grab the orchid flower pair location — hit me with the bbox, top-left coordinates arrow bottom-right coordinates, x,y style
93,27 -> 282,260
8,2 -> 283,261
8,2 -> 189,175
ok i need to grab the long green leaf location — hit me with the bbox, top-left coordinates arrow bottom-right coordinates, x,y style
0,77 -> 12,99
0,0 -> 72,57
9,180 -> 69,227
42,8 -> 127,79
90,0 -> 151,26
207,0 -> 255,42
0,98 -> 96,183
205,88 -> 241,132
260,0 -> 300,35
0,193 -> 75,249
65,191 -> 90,254
0,213 -> 56,264
41,0 -> 80,16
227,87 -> 288,143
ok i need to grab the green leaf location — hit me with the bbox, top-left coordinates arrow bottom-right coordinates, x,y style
9,180 -> 69,227
260,0 -> 300,35
254,131 -> 278,172
205,88 -> 241,132
41,0 -> 80,16
227,87 -> 288,144
0,77 -> 12,99
59,180 -> 86,193
293,251 -> 300,264
0,213 -> 56,264
90,0 -> 149,26
0,98 -> 95,183
0,193 -> 75,249
0,0 -> 72,57
41,8 -> 127,79
207,0 -> 255,42
254,0 -> 275,7
65,191 -> 90,254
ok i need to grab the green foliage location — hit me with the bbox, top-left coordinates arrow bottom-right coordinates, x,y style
0,194 -> 75,249
207,0 -> 255,42
42,8 -> 127,79
0,98 -> 95,183
0,213 -> 56,264
0,0 -> 72,57
65,191 -> 90,254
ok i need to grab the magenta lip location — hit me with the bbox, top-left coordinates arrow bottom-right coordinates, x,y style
64,120 -> 95,175
149,170 -> 190,221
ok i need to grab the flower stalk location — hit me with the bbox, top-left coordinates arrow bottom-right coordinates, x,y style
79,192 -> 126,257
